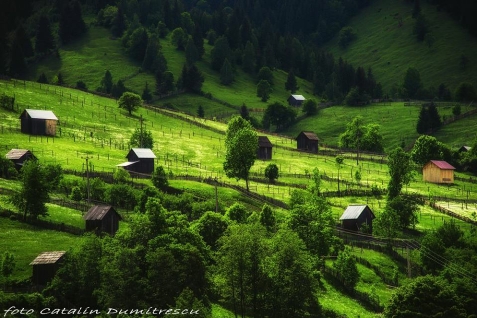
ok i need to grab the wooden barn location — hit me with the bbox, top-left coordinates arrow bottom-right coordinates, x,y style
423,160 -> 455,184
84,205 -> 122,235
5,149 -> 37,169
287,94 -> 306,107
20,109 -> 58,136
117,148 -> 156,174
30,251 -> 66,285
257,136 -> 273,160
340,205 -> 375,232
296,131 -> 319,153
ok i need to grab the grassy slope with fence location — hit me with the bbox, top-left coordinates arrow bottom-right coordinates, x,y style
1,79 -> 477,316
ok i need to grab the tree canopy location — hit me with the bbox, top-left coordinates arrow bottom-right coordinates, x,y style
118,92 -> 142,115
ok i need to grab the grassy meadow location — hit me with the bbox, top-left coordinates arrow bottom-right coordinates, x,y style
324,0 -> 477,94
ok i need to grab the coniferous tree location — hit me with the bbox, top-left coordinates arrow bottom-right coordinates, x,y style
184,64 -> 204,93
57,72 -> 64,85
8,35 -> 27,78
142,82 -> 152,102
416,105 -> 429,134
100,70 -> 113,94
59,0 -> 86,44
0,12 -> 7,74
197,105 -> 204,118
210,36 -> 232,71
242,41 -> 256,74
257,80 -> 271,102
111,80 -> 126,99
142,34 -> 160,72
220,58 -> 234,85
192,25 -> 204,59
128,27 -> 149,61
240,104 -> 250,120
37,72 -> 48,84
427,103 -> 442,130
285,69 -> 298,93
15,24 -> 33,59
35,16 -> 55,55
111,5 -> 126,37
185,38 -> 199,66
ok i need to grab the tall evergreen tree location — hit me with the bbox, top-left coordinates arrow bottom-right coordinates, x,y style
15,24 -> 33,58
142,34 -> 160,71
220,58 -> 234,85
210,36 -> 232,71
242,41 -> 256,74
128,27 -> 149,61
285,69 -> 298,93
100,70 -> 113,94
416,105 -> 429,134
35,15 -> 55,55
0,12 -> 7,74
185,38 -> 199,66
8,34 -> 27,78
59,0 -> 86,44
111,5 -> 126,37
192,25 -> 205,59
142,82 -> 152,102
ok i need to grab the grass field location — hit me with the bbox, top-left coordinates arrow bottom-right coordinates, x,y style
0,218 -> 82,280
324,0 -> 477,94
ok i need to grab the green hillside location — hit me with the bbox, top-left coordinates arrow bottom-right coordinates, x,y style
324,0 -> 477,94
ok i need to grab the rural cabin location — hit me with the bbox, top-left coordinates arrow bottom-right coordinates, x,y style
5,149 -> 37,169
19,109 -> 58,136
458,145 -> 472,153
423,160 -> 455,184
30,251 -> 66,285
296,131 -> 319,153
84,205 -> 122,235
340,205 -> 375,232
287,94 -> 306,107
257,136 -> 273,160
117,148 -> 156,174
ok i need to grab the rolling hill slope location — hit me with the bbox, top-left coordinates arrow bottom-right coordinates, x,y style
324,0 -> 477,94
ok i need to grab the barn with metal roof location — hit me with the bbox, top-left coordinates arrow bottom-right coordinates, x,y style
19,109 -> 58,136
340,204 -> 375,232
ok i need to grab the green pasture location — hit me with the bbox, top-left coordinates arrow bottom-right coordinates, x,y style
433,114 -> 477,148
282,102 -> 475,150
0,217 -> 82,280
355,263 -> 394,306
318,277 -> 380,318
324,0 -> 477,94
29,26 -> 155,94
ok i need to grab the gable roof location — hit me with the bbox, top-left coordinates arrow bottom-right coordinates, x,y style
5,149 -> 34,160
129,148 -> 156,159
21,109 -> 58,120
258,136 -> 273,148
29,251 -> 66,265
84,205 -> 121,221
429,160 -> 455,170
459,146 -> 472,152
290,94 -> 306,101
296,131 -> 319,141
340,205 -> 375,220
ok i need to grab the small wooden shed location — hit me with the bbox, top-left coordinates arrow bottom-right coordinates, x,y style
30,251 -> 66,285
423,160 -> 455,184
340,205 -> 375,232
458,146 -> 472,153
5,149 -> 37,169
20,109 -> 58,136
117,148 -> 156,174
84,205 -> 122,235
257,136 -> 273,160
287,94 -> 306,107
296,131 -> 319,153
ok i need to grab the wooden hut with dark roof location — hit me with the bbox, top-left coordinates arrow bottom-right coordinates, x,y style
340,205 -> 375,232
19,109 -> 58,136
287,94 -> 306,107
423,160 -> 455,184
117,148 -> 156,174
30,251 -> 66,285
296,131 -> 319,153
84,205 -> 122,235
257,136 -> 273,160
5,149 -> 37,169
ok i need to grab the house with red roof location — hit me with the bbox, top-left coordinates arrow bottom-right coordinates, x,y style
422,160 -> 455,184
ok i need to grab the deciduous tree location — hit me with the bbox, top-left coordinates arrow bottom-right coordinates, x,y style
387,147 -> 414,199
151,166 -> 168,190
129,127 -> 153,148
264,163 -> 279,183
285,69 -> 298,93
118,92 -> 142,115
256,80 -> 271,102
